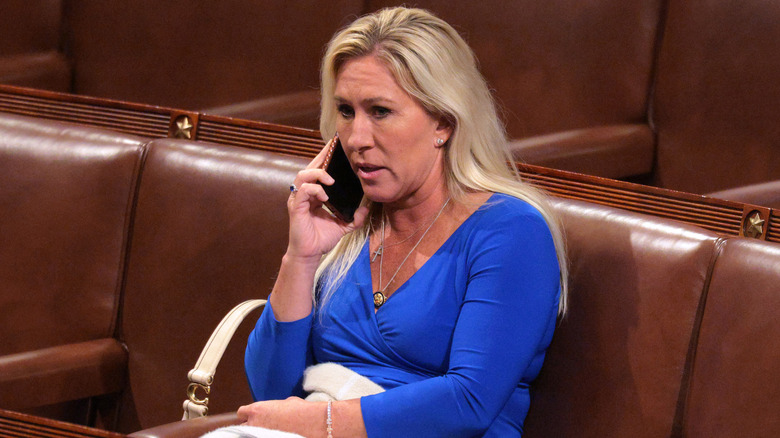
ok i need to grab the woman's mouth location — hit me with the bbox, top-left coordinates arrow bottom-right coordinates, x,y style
356,164 -> 385,179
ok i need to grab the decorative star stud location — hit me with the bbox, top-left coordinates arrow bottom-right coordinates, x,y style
174,115 -> 194,139
744,211 -> 765,239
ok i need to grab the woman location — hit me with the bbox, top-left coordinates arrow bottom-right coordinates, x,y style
238,7 -> 567,437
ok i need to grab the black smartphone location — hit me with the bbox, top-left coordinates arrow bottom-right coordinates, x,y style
319,133 -> 364,222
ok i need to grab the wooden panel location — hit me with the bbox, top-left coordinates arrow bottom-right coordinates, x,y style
0,85 -> 169,138
197,114 -> 322,158
0,408 -> 126,438
0,84 -> 777,243
518,164 -> 744,236
768,216 -> 780,242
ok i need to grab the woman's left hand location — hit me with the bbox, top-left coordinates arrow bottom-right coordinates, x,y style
237,397 -> 325,437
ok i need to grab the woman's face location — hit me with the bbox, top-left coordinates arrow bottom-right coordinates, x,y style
334,54 -> 452,207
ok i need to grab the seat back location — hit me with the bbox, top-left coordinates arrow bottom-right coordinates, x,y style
652,0 -> 780,193
368,0 -> 663,139
682,238 -> 780,437
524,198 -> 720,437
115,139 -> 307,432
0,112 -> 145,355
0,0 -> 69,90
62,1 -> 362,111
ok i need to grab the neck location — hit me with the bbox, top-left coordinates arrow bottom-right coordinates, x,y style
382,190 -> 451,235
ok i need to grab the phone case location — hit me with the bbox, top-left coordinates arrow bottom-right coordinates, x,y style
319,134 -> 364,222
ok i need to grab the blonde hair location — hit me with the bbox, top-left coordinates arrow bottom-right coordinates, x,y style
315,7 -> 568,315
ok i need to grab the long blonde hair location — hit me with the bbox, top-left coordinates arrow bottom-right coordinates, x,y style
315,7 -> 568,315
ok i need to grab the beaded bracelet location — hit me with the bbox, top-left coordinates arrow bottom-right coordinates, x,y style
326,400 -> 333,438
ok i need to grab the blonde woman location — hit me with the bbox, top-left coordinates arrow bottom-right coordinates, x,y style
239,7 -> 567,437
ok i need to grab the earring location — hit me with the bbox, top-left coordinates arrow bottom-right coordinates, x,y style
436,138 -> 445,146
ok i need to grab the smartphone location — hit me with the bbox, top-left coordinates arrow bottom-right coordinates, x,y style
319,133 -> 364,222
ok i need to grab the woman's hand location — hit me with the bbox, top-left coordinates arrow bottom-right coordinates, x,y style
286,139 -> 368,261
237,397 -> 325,437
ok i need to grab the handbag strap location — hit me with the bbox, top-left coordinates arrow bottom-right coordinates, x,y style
183,299 -> 267,420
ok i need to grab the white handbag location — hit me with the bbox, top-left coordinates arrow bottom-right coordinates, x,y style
182,299 -> 267,420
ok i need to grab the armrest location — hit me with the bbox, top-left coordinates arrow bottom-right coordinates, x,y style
0,338 -> 127,410
203,90 -> 320,130
129,412 -> 240,438
708,180 -> 780,209
508,124 -> 654,179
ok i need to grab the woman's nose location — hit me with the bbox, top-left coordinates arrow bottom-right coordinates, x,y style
343,114 -> 373,153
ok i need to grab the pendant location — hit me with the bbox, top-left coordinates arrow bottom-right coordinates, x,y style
371,246 -> 383,263
373,291 -> 386,309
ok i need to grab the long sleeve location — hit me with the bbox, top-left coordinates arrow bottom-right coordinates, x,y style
244,301 -> 314,401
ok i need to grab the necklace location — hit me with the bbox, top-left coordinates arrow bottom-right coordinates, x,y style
371,213 -> 430,263
373,197 -> 451,309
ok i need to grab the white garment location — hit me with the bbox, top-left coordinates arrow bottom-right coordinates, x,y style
200,363 -> 384,438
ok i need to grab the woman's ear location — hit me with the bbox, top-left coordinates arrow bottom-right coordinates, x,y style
434,117 -> 454,147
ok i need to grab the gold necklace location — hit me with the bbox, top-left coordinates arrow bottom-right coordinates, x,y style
373,197 -> 451,309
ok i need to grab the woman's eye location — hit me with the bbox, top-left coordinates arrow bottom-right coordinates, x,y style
337,104 -> 354,118
373,106 -> 391,118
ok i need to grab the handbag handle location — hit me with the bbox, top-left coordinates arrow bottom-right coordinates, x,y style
183,299 -> 267,420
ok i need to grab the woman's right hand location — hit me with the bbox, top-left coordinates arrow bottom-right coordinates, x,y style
285,139 -> 368,262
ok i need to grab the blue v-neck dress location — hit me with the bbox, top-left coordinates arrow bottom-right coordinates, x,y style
245,193 -> 561,437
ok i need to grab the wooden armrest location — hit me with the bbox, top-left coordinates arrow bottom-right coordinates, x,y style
129,412 -> 240,438
508,124 -> 654,179
0,338 -> 127,410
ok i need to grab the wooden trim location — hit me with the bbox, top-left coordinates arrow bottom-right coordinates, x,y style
1,84 -> 776,243
0,408 -> 127,438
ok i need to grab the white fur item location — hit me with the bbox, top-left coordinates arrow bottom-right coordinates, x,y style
200,363 -> 384,438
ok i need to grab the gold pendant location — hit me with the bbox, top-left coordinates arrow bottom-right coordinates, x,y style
373,291 -> 386,308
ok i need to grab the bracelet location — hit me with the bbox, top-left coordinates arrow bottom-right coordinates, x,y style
326,400 -> 333,438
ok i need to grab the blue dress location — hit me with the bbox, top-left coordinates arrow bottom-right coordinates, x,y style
245,193 -> 561,437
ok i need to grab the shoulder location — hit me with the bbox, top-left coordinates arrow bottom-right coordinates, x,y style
460,193 -> 556,256
472,192 -> 549,229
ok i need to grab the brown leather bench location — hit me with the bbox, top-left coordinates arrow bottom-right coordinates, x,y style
113,138 -> 307,431
0,113 -> 144,422
2,112 -> 779,437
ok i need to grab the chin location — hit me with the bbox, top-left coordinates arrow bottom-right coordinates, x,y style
362,188 -> 397,205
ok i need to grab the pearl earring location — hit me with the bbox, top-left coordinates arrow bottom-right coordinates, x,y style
436,138 -> 445,146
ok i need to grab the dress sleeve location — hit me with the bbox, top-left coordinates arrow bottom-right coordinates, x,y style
360,210 -> 561,437
244,299 -> 314,401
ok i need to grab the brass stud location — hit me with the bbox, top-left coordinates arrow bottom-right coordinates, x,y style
173,115 -> 194,139
743,211 -> 765,239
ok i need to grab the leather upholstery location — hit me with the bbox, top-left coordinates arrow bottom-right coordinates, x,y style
708,181 -> 780,210
61,1 -> 362,111
524,199 -> 720,437
652,0 -> 780,194
204,90 -> 321,132
0,339 -> 127,411
368,0 -> 663,140
0,113 -> 144,416
0,0 -> 70,92
3,0 -> 778,199
114,139 -> 308,431
0,0 -> 61,56
683,239 -> 780,437
4,110 -> 780,436
0,52 -> 70,91
509,124 -> 654,179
